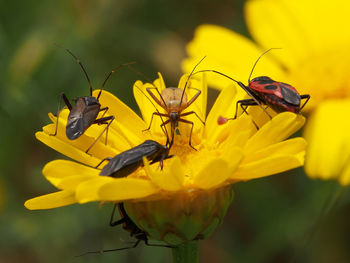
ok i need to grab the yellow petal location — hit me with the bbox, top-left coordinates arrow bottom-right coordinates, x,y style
75,177 -> 115,203
204,85 -> 236,141
304,100 -> 350,181
92,90 -> 147,146
36,130 -> 102,167
145,157 -> 184,191
154,72 -> 166,91
133,80 -> 166,141
57,175 -> 96,190
42,159 -> 99,188
243,137 -> 307,164
244,112 -> 305,155
233,154 -> 304,180
24,190 -> 76,210
217,116 -> 256,149
219,147 -> 244,169
98,178 -> 159,201
194,154 -> 241,190
43,159 -> 98,178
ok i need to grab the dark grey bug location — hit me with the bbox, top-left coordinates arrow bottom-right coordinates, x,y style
51,48 -> 134,154
97,140 -> 173,178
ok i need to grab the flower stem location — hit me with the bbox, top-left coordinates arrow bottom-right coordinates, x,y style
172,241 -> 199,263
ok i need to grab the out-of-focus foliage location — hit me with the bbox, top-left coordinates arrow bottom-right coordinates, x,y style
0,0 -> 349,262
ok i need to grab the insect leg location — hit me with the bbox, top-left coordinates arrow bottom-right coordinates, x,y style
234,99 -> 258,119
160,119 -> 172,146
180,110 -> 205,125
182,87 -> 201,110
51,93 -> 72,137
85,116 -> 115,154
94,157 -> 112,169
178,118 -> 196,150
76,239 -> 142,257
143,112 -> 168,132
146,87 -> 167,110
299,94 -> 311,111
109,203 -> 126,226
144,239 -> 176,249
98,106 -> 109,119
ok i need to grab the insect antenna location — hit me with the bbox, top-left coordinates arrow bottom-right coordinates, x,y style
192,69 -> 241,85
134,85 -> 172,148
127,66 -> 168,108
97,61 -> 137,99
247,48 -> 281,83
191,69 -> 272,120
180,56 -> 206,107
55,44 -> 94,96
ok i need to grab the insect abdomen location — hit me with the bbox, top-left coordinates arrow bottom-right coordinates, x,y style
261,93 -> 300,113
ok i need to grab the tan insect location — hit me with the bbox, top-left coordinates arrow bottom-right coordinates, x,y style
144,57 -> 206,150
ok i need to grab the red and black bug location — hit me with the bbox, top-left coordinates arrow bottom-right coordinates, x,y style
195,49 -> 310,123
51,47 -> 134,153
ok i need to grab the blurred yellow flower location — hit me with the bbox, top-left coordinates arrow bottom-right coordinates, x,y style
183,0 -> 350,185
25,72 -> 306,244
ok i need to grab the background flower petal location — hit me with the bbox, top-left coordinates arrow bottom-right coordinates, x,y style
183,24 -> 285,90
247,0 -> 350,69
304,100 -> 350,182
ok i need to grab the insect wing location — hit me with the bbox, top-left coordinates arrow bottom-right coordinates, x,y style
66,112 -> 84,139
99,140 -> 161,177
279,83 -> 301,106
65,97 -> 97,140
250,76 -> 283,97
82,97 -> 100,130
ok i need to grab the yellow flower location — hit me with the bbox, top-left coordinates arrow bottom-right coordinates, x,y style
25,72 -> 306,244
183,0 -> 350,185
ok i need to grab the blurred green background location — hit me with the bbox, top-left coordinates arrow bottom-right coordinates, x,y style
1,0 -> 349,262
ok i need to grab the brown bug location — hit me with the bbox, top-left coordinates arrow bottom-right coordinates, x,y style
77,203 -> 174,256
143,57 -> 206,150
51,47 -> 134,154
